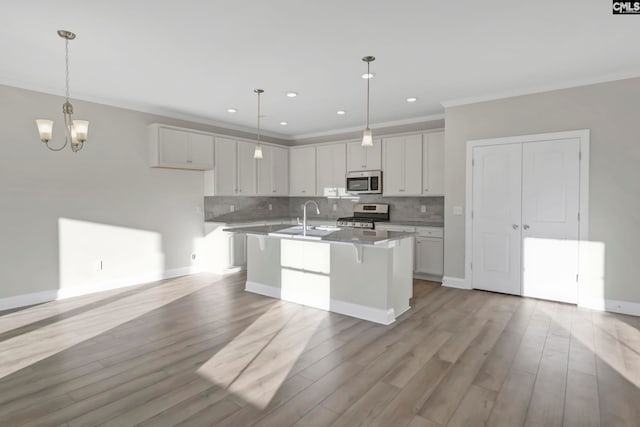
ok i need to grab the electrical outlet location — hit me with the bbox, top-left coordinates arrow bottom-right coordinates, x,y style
453,206 -> 463,216
332,204 -> 337,212
268,204 -> 273,211
229,205 -> 235,212
420,205 -> 426,213
96,260 -> 103,271
196,206 -> 203,215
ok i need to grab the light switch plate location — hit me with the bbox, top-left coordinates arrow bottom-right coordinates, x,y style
230,205 -> 235,212
420,205 -> 426,213
453,206 -> 463,215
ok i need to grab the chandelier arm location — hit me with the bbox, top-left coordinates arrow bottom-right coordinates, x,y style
44,136 -> 69,152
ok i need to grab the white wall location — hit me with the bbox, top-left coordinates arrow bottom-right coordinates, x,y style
0,85 -> 278,302
444,77 -> 640,305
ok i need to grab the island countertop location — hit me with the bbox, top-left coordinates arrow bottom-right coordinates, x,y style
223,224 -> 415,245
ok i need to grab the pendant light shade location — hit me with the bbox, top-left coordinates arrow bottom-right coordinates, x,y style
254,89 -> 264,159
361,56 -> 375,147
35,30 -> 90,152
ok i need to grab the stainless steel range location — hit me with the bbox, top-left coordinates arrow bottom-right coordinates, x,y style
337,203 -> 389,229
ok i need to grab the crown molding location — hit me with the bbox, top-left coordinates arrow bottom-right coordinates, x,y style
0,79 -> 291,141
290,114 -> 445,140
441,70 -> 640,108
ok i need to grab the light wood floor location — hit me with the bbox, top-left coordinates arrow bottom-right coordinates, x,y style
1,273 -> 639,427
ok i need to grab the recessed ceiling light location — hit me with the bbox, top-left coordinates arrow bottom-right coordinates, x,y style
286,92 -> 298,98
226,108 -> 237,113
406,97 -> 417,103
280,121 -> 288,126
361,73 -> 375,79
337,110 -> 346,115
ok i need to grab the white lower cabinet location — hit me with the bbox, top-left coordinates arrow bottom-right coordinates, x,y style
376,224 -> 444,279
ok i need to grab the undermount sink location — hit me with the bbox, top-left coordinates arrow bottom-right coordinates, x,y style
268,225 -> 340,240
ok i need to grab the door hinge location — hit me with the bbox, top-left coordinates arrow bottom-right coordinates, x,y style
579,151 -> 582,161
470,262 -> 473,271
471,210 -> 474,219
576,273 -> 579,282
472,158 -> 475,167
577,212 -> 580,222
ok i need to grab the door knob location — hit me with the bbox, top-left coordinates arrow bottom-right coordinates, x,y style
523,224 -> 530,230
512,224 -> 519,230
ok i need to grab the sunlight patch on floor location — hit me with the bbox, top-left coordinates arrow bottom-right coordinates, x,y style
0,276 -> 210,380
197,302 -> 327,409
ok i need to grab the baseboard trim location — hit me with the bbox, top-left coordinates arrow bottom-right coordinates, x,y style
579,298 -> 640,317
413,273 -> 443,282
245,281 -> 281,299
245,281 -> 396,325
442,276 -> 471,290
0,266 -> 199,312
330,300 -> 396,325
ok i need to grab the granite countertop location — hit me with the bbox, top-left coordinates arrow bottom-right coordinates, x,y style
206,217 -> 443,228
223,224 -> 415,245
384,220 -> 444,227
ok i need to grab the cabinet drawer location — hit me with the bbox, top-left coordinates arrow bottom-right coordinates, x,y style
416,227 -> 443,238
376,225 -> 415,233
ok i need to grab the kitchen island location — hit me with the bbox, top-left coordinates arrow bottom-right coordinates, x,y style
224,224 -> 415,325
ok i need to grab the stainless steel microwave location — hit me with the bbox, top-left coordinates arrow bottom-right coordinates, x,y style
346,170 -> 382,194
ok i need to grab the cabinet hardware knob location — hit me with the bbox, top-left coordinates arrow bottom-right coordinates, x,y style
424,188 -> 428,192
512,224 -> 519,230
523,224 -> 530,230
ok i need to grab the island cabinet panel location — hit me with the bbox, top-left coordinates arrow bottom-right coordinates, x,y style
382,134 -> 423,196
243,233 -> 414,325
346,139 -> 382,171
289,146 -> 316,196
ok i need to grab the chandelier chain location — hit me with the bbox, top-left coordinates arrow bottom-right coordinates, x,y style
65,37 -> 70,102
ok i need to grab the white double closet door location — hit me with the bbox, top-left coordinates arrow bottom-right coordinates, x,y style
472,138 -> 580,303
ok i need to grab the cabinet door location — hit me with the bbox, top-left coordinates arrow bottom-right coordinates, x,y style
158,127 -> 189,165
416,237 -> 444,276
272,146 -> 289,195
316,144 -> 346,197
237,141 -> 257,195
214,137 -> 237,195
403,134 -> 423,195
347,139 -> 382,171
382,136 -> 404,195
257,145 -> 274,195
189,133 -> 214,170
423,132 -> 444,195
289,147 -> 316,196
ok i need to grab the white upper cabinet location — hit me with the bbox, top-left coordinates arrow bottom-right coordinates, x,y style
382,134 -> 423,196
289,146 -> 316,196
206,137 -> 237,196
346,139 -> 381,171
149,124 -> 214,170
316,143 -> 347,197
258,145 -> 289,196
236,141 -> 257,195
423,132 -> 445,196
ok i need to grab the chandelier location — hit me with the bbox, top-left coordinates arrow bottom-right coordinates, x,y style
35,30 -> 89,152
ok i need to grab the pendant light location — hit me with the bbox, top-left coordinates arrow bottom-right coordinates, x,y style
361,56 -> 375,147
35,30 -> 89,152
253,89 -> 264,159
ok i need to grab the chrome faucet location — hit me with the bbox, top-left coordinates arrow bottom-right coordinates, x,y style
302,200 -> 320,235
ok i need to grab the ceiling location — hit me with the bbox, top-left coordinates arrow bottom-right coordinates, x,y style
3,1 -> 640,141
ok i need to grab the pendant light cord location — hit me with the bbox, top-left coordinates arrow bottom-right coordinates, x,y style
65,37 -> 70,102
257,91 -> 261,144
366,61 -> 370,128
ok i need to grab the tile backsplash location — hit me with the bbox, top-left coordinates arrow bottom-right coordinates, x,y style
205,195 -> 444,224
